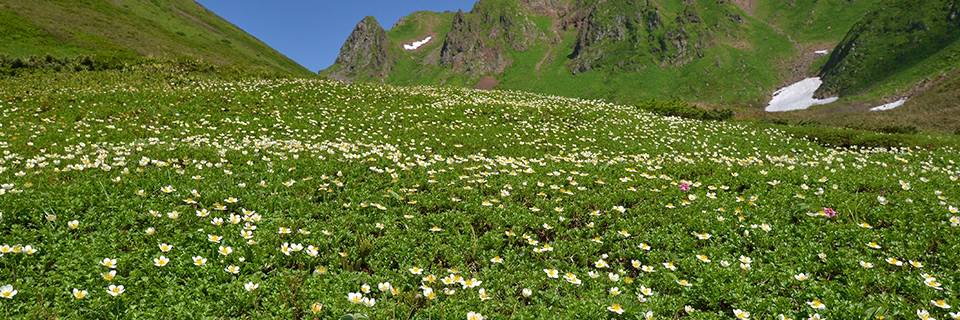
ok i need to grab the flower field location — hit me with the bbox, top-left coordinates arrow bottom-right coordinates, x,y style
1,70 -> 958,319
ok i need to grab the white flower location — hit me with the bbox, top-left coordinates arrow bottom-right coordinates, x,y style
544,268 -> 559,278
607,303 -> 625,314
106,285 -> 124,297
72,288 -> 88,299
348,292 -> 364,304
467,311 -> 486,320
807,299 -> 826,309
734,309 -> 751,320
931,299 -> 951,309
153,255 -> 170,267
521,288 -> 532,297
0,284 -> 17,299
100,258 -> 118,269
244,282 -> 259,291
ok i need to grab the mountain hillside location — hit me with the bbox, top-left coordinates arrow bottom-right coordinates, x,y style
322,0 -> 959,119
0,0 -> 312,75
817,0 -> 960,97
322,0 -> 882,106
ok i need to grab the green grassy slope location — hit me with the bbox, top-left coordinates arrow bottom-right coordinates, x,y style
0,0 -> 312,76
752,0 -> 881,45
2,66 -> 960,319
817,0 -> 960,96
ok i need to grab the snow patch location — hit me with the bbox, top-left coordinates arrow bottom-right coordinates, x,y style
765,77 -> 839,112
403,37 -> 432,50
870,98 -> 908,111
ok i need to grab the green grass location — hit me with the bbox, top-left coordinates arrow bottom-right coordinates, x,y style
817,0 -> 960,97
0,0 -> 312,76
753,0 -> 880,44
1,65 -> 959,319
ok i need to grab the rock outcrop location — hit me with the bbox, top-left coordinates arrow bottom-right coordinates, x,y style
323,16 -> 398,82
439,1 -> 544,76
568,0 -> 712,73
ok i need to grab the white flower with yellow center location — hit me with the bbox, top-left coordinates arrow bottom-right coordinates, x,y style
807,299 -> 826,309
733,309 -> 750,320
347,292 -> 364,304
931,299 -> 951,309
0,285 -> 17,299
106,285 -> 124,297
72,288 -> 88,299
153,255 -> 170,267
100,258 -> 118,269
544,268 -> 559,278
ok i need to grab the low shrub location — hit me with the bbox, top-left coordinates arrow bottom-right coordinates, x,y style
635,99 -> 735,121
876,124 -> 919,135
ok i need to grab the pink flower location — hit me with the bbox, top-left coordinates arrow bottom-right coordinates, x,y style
679,182 -> 690,191
823,207 -> 836,217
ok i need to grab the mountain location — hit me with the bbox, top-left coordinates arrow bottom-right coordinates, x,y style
322,0 -> 960,119
0,0 -> 312,76
322,16 -> 399,82
322,0 -> 876,105
817,0 -> 960,97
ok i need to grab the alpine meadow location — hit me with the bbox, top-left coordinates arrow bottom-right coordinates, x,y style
2,0 -> 960,320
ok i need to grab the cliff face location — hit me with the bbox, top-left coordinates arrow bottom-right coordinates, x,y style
817,0 -> 960,96
568,0 -> 712,73
438,0 -> 544,76
323,16 -> 398,82
324,0 -> 960,110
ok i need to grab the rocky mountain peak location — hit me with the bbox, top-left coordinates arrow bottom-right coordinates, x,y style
324,16 -> 398,82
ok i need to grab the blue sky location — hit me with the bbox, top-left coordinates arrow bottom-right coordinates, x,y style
195,0 -> 479,73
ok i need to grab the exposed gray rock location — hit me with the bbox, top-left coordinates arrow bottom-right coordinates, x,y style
323,16 -> 397,82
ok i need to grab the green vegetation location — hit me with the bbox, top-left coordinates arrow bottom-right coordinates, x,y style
379,0 -> 797,106
753,0 -> 881,44
1,65 -> 959,319
817,0 -> 960,96
0,0 -> 312,76
635,99 -> 735,122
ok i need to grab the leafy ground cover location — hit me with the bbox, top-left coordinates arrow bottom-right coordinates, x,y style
1,68 -> 959,319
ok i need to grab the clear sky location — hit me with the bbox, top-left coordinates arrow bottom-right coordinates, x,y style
195,0 -> 479,73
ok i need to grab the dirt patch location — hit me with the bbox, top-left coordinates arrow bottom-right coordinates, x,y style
473,77 -> 499,90
729,0 -> 758,17
172,5 -> 221,34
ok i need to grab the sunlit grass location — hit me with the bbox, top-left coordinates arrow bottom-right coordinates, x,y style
0,68 -> 958,319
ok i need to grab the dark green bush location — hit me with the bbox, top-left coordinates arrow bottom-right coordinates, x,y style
635,99 -> 735,121
759,118 -> 790,125
0,53 -> 131,76
877,125 -> 919,135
